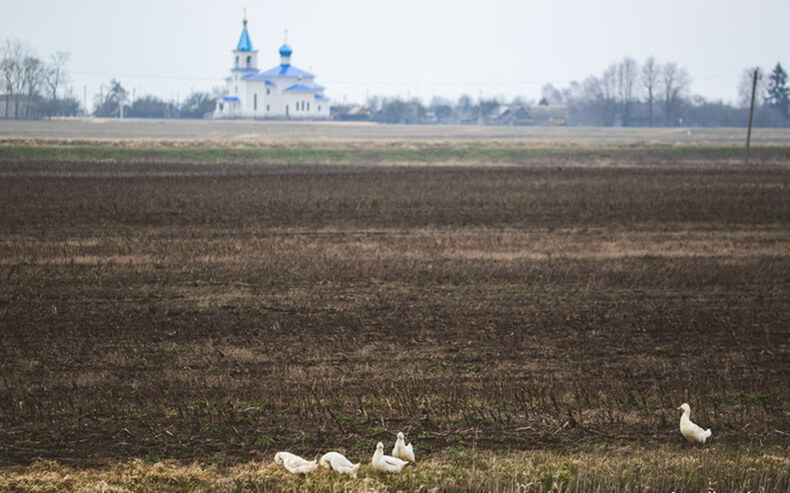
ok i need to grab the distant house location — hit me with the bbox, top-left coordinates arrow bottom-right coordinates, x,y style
529,105 -> 569,126
488,104 -> 532,126
213,16 -> 329,119
0,94 -> 43,120
333,105 -> 370,121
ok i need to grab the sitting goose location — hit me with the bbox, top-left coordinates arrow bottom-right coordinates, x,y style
319,451 -> 361,477
392,431 -> 416,463
274,451 -> 318,474
677,403 -> 712,445
371,441 -> 409,473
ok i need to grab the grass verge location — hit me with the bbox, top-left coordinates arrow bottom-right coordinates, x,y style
1,446 -> 787,492
1,141 -> 790,167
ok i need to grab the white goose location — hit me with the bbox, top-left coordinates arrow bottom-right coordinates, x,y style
392,431 -> 416,463
274,451 -> 318,474
319,451 -> 361,477
371,441 -> 409,473
677,403 -> 712,445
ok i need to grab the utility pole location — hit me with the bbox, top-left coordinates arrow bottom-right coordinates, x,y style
745,68 -> 758,165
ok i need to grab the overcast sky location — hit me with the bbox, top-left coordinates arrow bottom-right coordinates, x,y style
3,0 -> 788,109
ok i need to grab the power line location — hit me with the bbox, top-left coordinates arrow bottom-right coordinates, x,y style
70,71 -> 744,85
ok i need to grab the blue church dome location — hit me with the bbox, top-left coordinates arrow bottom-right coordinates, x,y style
279,44 -> 292,57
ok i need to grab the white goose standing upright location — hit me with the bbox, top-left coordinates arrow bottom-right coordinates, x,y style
392,431 -> 416,463
677,403 -> 712,445
371,441 -> 409,472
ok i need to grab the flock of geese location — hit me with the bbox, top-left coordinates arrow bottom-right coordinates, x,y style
274,432 -> 413,477
273,404 -> 712,477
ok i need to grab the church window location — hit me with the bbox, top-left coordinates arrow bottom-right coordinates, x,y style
235,56 -> 239,67
246,55 -> 251,67
254,94 -> 257,111
266,88 -> 270,95
307,102 -> 310,111
266,104 -> 270,111
318,105 -> 321,112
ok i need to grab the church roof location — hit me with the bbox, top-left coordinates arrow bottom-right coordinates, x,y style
240,74 -> 277,83
284,84 -> 316,92
258,64 -> 314,78
222,96 -> 240,102
237,26 -> 253,51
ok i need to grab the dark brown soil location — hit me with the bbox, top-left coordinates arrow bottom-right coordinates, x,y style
0,159 -> 788,466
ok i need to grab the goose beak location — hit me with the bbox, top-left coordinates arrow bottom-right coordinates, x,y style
676,405 -> 683,411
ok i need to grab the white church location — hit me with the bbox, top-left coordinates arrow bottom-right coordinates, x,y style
213,17 -> 329,119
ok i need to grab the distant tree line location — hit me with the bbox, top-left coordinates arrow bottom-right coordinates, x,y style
1,40 -> 80,119
3,37 -> 788,127
333,58 -> 790,128
1,38 -> 218,120
542,57 -> 789,127
91,78 -> 217,119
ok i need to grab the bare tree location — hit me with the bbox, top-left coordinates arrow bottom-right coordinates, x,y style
457,94 -> 473,112
599,64 -> 618,125
1,40 -> 26,119
617,57 -> 639,126
541,83 -> 565,106
579,73 -> 616,126
0,47 -> 15,119
45,51 -> 70,101
736,67 -> 765,109
455,94 -> 477,123
365,95 -> 382,113
21,55 -> 44,118
642,56 -> 659,126
479,97 -> 500,123
660,62 -> 690,125
429,96 -> 455,124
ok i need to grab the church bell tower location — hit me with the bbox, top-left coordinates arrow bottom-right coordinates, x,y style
232,12 -> 258,72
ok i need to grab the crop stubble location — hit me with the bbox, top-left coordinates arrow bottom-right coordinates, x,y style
0,155 -> 788,467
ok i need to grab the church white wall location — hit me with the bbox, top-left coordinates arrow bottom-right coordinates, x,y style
233,50 -> 258,71
213,63 -> 329,119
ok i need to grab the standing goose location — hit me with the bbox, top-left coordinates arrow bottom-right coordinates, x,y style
392,431 -> 416,463
677,403 -> 712,445
274,451 -> 318,474
371,441 -> 409,473
319,451 -> 361,477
